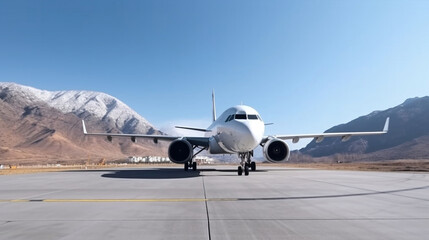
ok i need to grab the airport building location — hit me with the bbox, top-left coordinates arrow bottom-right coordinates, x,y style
128,156 -> 215,164
128,156 -> 170,163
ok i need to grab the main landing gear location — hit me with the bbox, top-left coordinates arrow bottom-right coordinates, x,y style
184,146 -> 206,172
238,151 -> 256,176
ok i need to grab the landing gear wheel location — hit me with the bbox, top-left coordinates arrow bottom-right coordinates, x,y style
184,162 -> 189,171
192,162 -> 197,171
250,161 -> 256,171
238,166 -> 243,176
239,152 -> 254,175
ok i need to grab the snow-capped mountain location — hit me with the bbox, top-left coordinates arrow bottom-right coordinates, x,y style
0,82 -> 164,164
0,82 -> 156,134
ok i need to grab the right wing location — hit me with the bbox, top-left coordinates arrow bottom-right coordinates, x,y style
82,120 -> 209,147
263,117 -> 389,144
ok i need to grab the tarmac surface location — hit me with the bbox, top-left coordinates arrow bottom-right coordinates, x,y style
0,165 -> 428,240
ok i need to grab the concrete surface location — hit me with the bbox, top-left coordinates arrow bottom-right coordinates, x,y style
0,165 -> 428,240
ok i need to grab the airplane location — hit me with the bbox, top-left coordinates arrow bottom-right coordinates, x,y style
82,91 -> 389,176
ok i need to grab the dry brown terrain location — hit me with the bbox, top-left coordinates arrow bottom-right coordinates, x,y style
0,163 -> 177,175
0,85 -> 167,165
0,165 -> 112,175
282,159 -> 429,172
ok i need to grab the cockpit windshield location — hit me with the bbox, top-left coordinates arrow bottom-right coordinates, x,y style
225,113 -> 261,122
235,114 -> 247,120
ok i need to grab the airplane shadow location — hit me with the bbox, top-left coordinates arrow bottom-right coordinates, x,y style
101,168 -> 201,179
67,166 -> 307,179
99,168 -> 269,179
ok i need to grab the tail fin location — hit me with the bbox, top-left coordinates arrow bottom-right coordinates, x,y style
212,90 -> 216,122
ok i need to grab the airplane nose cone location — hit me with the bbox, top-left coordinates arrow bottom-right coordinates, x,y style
234,121 -> 264,152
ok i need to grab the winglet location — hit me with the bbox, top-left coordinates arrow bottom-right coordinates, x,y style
82,120 -> 88,134
212,89 -> 216,122
383,117 -> 390,133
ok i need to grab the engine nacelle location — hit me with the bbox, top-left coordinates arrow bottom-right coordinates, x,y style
263,138 -> 290,163
168,139 -> 193,164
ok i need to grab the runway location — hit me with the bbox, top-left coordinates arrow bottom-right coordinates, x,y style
0,165 -> 428,240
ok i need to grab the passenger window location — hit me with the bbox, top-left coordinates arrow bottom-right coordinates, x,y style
235,114 -> 247,120
248,114 -> 258,120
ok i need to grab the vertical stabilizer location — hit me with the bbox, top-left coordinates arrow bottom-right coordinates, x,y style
212,90 -> 216,122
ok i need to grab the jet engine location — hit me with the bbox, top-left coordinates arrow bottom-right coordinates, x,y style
263,138 -> 290,162
168,139 -> 193,164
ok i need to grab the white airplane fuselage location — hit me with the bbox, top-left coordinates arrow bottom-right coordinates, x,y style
205,105 -> 265,154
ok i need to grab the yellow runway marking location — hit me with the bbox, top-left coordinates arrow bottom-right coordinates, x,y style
44,199 -> 208,202
11,199 -> 31,203
0,198 -> 239,203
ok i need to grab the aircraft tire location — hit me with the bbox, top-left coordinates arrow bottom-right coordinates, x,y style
251,161 -> 256,171
192,162 -> 197,171
238,166 -> 243,176
244,166 -> 249,176
184,162 -> 189,171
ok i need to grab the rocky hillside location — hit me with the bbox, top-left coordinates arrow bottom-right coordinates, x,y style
0,82 -> 165,165
299,97 -> 429,160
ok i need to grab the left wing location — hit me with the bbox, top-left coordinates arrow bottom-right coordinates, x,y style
82,120 -> 209,147
264,117 -> 389,144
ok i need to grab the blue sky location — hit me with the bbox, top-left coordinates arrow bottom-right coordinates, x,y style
1,0 -> 429,149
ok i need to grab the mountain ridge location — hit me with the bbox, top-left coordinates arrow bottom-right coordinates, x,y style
0,82 -> 165,165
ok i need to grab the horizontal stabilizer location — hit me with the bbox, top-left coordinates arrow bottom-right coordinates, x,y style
175,126 -> 211,132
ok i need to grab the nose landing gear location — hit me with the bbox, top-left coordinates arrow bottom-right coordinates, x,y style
238,151 -> 256,176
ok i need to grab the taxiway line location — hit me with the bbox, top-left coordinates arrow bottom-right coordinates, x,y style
0,198 -> 239,203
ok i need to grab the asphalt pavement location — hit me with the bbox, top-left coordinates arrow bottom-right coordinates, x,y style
0,165 -> 428,240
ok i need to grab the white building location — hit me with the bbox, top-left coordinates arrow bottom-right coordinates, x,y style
195,156 -> 215,165
128,156 -> 171,163
128,156 -> 215,164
